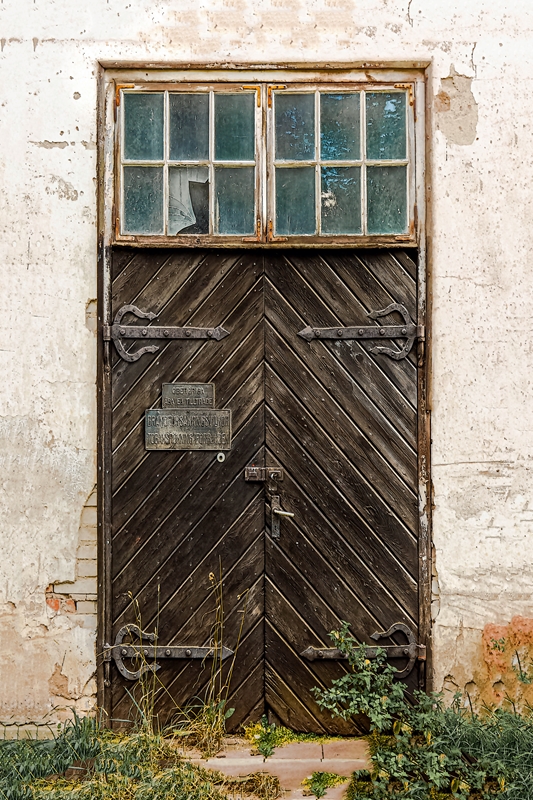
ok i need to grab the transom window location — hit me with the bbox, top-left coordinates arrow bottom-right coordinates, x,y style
115,80 -> 417,245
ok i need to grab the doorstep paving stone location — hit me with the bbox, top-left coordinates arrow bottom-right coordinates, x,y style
187,736 -> 370,798
270,742 -> 324,759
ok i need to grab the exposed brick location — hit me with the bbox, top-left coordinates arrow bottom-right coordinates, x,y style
46,595 -> 60,612
77,545 -> 96,560
56,577 -> 97,594
63,598 -> 77,613
80,506 -> 97,527
77,559 -> 97,578
76,600 -> 97,615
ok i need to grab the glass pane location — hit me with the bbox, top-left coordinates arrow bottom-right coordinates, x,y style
123,93 -> 164,161
366,92 -> 406,160
169,94 -> 209,161
321,167 -> 361,234
367,165 -> 407,234
275,94 -> 315,161
320,94 -> 360,161
123,167 -> 164,234
275,167 -> 315,235
215,94 -> 255,161
168,167 -> 209,234
215,167 -> 255,234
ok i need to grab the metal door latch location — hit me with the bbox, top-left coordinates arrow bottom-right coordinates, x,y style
298,303 -> 424,361
271,495 -> 294,539
104,624 -> 234,681
103,305 -> 230,363
300,623 -> 426,679
245,466 -> 284,481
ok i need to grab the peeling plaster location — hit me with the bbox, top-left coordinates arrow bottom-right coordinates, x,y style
435,65 -> 478,146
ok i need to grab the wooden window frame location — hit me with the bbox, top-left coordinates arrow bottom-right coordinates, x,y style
100,65 -> 426,249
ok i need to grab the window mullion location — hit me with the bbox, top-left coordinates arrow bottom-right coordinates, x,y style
361,89 -> 367,237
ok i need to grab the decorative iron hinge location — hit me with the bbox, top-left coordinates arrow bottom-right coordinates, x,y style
300,623 -> 426,679
298,303 -> 423,361
245,466 -> 284,481
106,305 -> 230,363
104,624 -> 234,681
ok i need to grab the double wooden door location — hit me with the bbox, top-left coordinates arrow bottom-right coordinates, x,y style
106,247 -> 420,732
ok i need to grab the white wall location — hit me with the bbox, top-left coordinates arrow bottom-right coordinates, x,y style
1,0 -> 532,720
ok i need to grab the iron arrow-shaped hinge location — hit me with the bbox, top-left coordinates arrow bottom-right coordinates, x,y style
298,303 -> 423,361
104,624 -> 234,681
300,623 -> 426,679
107,305 -> 230,363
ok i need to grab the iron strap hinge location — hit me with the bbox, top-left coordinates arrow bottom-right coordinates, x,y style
298,304 -> 423,361
104,624 -> 234,681
106,305 -> 230,363
300,623 -> 425,679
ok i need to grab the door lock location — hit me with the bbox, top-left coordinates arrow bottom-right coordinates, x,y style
271,495 -> 294,539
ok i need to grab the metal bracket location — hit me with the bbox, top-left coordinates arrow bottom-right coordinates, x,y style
300,623 -> 426,679
298,303 -> 423,361
105,305 -> 230,363
104,624 -> 234,681
245,466 -> 284,481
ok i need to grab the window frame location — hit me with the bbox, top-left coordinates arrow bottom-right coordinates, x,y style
104,67 -> 425,248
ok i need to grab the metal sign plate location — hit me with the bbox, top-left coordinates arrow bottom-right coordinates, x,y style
145,409 -> 231,451
162,383 -> 215,408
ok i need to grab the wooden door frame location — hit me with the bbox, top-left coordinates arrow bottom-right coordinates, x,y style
96,61 -> 433,719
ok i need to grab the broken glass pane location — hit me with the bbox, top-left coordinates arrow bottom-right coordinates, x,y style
169,93 -> 209,161
215,94 -> 255,161
367,165 -> 407,234
275,166 -> 315,235
275,94 -> 315,161
366,92 -> 406,161
215,167 -> 255,234
123,93 -> 164,161
123,167 -> 164,234
168,167 -> 210,234
320,94 -> 360,161
321,167 -> 361,234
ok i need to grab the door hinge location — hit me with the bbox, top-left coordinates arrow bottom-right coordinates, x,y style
104,624 -> 234,681
106,305 -> 230,362
301,623 -> 425,679
298,303 -> 421,361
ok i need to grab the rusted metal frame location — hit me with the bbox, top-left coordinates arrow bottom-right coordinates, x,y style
414,72 -> 432,692
97,68 -> 116,722
100,62 -> 431,76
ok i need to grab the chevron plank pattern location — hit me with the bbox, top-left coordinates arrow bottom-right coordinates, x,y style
108,248 -> 418,731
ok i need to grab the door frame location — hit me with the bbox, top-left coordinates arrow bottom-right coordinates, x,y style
96,61 -> 433,719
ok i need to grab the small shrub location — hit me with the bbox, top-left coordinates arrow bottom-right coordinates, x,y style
302,771 -> 346,798
312,622 -> 527,799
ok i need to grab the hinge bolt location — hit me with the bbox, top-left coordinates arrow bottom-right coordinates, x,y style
337,330 -> 343,337
186,649 -> 192,657
142,329 -> 147,336
165,649 -> 171,656
163,330 -> 169,337
121,649 -> 127,656
120,328 -> 125,335
379,328 -> 385,335
358,329 -> 363,335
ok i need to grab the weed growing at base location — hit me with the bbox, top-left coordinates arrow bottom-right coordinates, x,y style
313,622 -> 533,799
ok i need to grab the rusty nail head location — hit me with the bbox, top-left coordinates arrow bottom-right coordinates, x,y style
165,649 -> 171,656
379,328 -> 385,335
208,329 -> 214,337
186,649 -> 192,657
337,329 -> 343,337
402,328 -> 407,335
186,330 -> 191,337
121,649 -> 127,656
317,650 -> 324,658
142,328 -> 147,336
358,329 -> 363,335
164,329 -> 169,336
403,648 -> 409,655
119,327 -> 125,335
313,329 -> 320,337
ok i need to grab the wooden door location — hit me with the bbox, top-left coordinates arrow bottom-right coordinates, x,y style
106,247 -> 419,732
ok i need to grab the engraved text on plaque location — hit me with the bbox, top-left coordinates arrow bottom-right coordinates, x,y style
145,409 -> 231,451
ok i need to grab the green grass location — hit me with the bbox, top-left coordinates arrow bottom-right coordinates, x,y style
0,716 -> 281,800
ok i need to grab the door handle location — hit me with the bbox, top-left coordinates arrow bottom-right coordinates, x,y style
271,495 -> 294,539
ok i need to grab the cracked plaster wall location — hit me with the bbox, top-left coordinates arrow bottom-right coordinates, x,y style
1,0 -> 533,720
